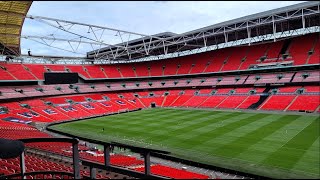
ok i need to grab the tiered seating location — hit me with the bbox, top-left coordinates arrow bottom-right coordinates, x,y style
245,73 -> 294,84
170,95 -> 193,107
162,95 -> 180,107
0,63 -> 36,80
204,48 -> 229,73
239,43 -> 269,70
9,108 -> 53,123
18,86 -> 45,97
110,154 -> 144,167
64,95 -> 87,102
66,65 -> 91,79
85,65 -> 107,79
236,95 -> 260,109
221,46 -> 248,71
56,105 -> 93,119
176,57 -> 193,75
216,88 -> 234,94
0,87 -> 26,99
199,89 -> 213,95
111,99 -> 138,111
134,62 -> 149,77
278,86 -> 299,93
217,95 -> 248,109
103,65 -> 122,78
307,36 -> 319,64
45,64 -> 66,72
0,155 -> 71,176
31,105 -> 71,122
0,154 -> 108,179
217,75 -> 246,85
23,64 -> 46,80
0,120 -> 34,130
163,59 -> 179,76
189,52 -> 212,74
76,102 -> 107,115
0,33 -> 317,82
139,96 -> 164,107
292,71 -> 320,82
181,95 -> 208,107
234,87 -> 253,94
150,61 -> 164,76
0,63 -> 16,80
287,95 -> 320,112
288,33 -> 315,65
45,97 -> 67,104
259,95 -> 295,111
119,64 -> 136,77
304,86 -> 320,93
264,40 -> 284,61
134,165 -> 209,179
198,96 -> 228,108
0,126 -> 50,140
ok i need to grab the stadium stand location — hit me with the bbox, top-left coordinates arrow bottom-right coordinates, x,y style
0,2 -> 319,179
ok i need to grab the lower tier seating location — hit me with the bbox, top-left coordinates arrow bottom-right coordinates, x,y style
134,165 -> 209,179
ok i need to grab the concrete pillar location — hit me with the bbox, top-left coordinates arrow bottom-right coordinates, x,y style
90,166 -> 96,179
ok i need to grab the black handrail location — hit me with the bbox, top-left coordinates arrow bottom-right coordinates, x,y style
19,137 -> 78,144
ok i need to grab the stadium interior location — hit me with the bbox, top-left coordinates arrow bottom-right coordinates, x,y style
0,1 -> 319,179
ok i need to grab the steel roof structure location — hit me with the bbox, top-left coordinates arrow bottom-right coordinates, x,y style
87,1 -> 320,63
0,1 -> 32,56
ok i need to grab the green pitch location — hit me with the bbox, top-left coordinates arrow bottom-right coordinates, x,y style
49,108 -> 320,179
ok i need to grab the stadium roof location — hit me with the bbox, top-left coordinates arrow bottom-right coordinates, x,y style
87,1 -> 320,62
0,1 -> 32,56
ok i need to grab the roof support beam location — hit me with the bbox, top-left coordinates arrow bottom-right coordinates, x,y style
26,15 -> 166,41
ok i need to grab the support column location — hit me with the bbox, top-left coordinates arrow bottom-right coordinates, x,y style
143,152 -> 151,176
72,141 -> 81,179
20,152 -> 26,179
90,166 -> 96,179
104,144 -> 111,166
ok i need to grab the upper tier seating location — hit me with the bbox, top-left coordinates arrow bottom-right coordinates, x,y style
0,33 -> 318,81
288,33 -> 316,65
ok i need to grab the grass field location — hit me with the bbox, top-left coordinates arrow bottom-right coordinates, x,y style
49,108 -> 320,179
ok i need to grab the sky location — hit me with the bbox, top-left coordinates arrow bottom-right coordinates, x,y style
21,1 -> 306,57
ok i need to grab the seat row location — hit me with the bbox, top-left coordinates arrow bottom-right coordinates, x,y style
0,69 -> 319,101
0,33 -> 318,81
0,86 -> 318,125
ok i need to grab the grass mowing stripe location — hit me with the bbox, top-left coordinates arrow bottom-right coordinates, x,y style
147,111 -> 226,131
171,113 -> 273,149
50,109 -> 320,179
262,119 -> 320,170
234,116 -> 315,163
144,112 -> 238,142
291,137 -> 320,175
212,115 -> 300,158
